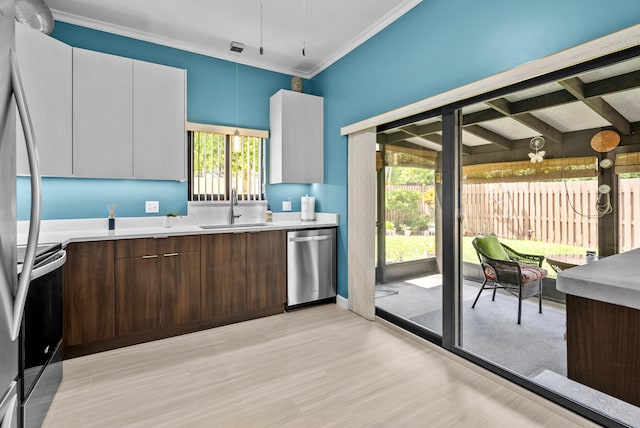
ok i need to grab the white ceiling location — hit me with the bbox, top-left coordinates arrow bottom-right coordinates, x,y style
46,0 -> 422,78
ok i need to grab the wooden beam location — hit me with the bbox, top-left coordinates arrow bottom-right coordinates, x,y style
559,76 -> 631,135
585,69 -> 640,98
510,89 -> 577,115
462,109 -> 505,126
486,98 -> 512,115
464,125 -> 513,150
463,71 -> 640,129
487,98 -> 564,143
464,123 -> 640,165
422,133 -> 442,146
377,130 -> 413,145
402,122 -> 442,137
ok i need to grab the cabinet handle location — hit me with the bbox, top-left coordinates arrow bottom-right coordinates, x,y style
141,255 -> 158,259
163,253 -> 179,257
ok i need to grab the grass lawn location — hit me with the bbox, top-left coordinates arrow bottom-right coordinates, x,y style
385,234 -> 594,278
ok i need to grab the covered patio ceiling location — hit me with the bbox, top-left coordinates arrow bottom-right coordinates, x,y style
378,56 -> 640,164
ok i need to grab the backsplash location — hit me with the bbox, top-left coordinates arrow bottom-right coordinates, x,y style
186,201 -> 268,225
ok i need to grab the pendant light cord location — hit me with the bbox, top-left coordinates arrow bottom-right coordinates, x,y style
259,0 -> 264,55
302,0 -> 306,56
235,61 -> 238,129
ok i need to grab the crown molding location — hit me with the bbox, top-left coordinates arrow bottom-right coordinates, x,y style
51,9 -> 311,78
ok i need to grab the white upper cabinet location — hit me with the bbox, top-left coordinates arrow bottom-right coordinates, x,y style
16,23 -> 72,176
269,89 -> 324,184
73,48 -> 133,178
133,60 -> 186,180
72,48 -> 186,180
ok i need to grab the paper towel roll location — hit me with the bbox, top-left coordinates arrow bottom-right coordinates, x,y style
301,195 -> 315,221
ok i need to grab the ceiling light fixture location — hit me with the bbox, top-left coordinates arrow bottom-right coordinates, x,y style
233,129 -> 242,152
301,0 -> 306,56
259,0 -> 264,55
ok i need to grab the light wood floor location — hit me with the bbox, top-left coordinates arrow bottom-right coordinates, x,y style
44,305 -> 594,427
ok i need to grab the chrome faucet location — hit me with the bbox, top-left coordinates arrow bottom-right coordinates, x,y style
229,189 -> 241,224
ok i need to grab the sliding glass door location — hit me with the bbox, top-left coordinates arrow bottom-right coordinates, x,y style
456,54 -> 640,427
375,116 -> 443,336
376,49 -> 640,428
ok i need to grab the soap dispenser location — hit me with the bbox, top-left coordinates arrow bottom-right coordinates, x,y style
265,204 -> 273,223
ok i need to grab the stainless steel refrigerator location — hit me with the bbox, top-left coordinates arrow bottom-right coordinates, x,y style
1,0 -> 43,425
0,0 -> 19,424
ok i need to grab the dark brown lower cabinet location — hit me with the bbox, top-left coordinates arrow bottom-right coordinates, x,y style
115,255 -> 160,336
115,236 -> 201,335
201,230 -> 287,319
246,230 -> 287,311
160,251 -> 200,326
201,233 -> 247,319
63,241 -> 115,347
566,294 -> 640,407
64,231 -> 285,358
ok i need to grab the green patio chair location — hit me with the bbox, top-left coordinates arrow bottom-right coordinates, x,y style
471,235 -> 548,324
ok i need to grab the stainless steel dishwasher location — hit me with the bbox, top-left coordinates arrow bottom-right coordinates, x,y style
287,228 -> 337,307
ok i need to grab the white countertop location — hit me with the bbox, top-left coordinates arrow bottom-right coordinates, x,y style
18,212 -> 338,247
556,248 -> 640,310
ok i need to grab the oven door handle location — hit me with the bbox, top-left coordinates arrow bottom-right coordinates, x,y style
31,251 -> 67,281
9,49 -> 42,341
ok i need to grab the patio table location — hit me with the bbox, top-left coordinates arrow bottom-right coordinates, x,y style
546,253 -> 597,273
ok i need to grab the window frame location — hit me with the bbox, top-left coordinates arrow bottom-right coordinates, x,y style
186,122 -> 268,202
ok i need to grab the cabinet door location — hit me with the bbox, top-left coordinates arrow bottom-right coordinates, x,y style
159,236 -> 201,326
16,23 -> 72,176
160,252 -> 200,326
133,60 -> 186,180
269,89 -> 324,184
201,233 -> 246,319
246,230 -> 287,311
72,48 -> 133,178
63,241 -> 115,346
115,256 -> 160,335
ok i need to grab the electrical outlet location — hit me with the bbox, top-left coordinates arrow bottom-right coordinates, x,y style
282,199 -> 292,211
145,201 -> 159,213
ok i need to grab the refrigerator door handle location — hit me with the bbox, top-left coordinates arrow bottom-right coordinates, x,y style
9,49 -> 42,341
0,381 -> 17,428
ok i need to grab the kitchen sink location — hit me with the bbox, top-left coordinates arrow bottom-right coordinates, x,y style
199,223 -> 270,230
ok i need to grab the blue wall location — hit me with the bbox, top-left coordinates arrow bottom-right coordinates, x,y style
18,1 -> 640,298
311,0 -> 640,297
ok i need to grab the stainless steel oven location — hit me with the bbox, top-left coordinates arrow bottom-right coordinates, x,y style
17,244 -> 65,428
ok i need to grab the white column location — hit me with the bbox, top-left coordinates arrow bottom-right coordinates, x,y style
348,128 -> 376,320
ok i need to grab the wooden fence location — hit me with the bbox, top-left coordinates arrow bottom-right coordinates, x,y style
462,181 -> 600,247
385,178 -> 640,251
619,178 -> 640,251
